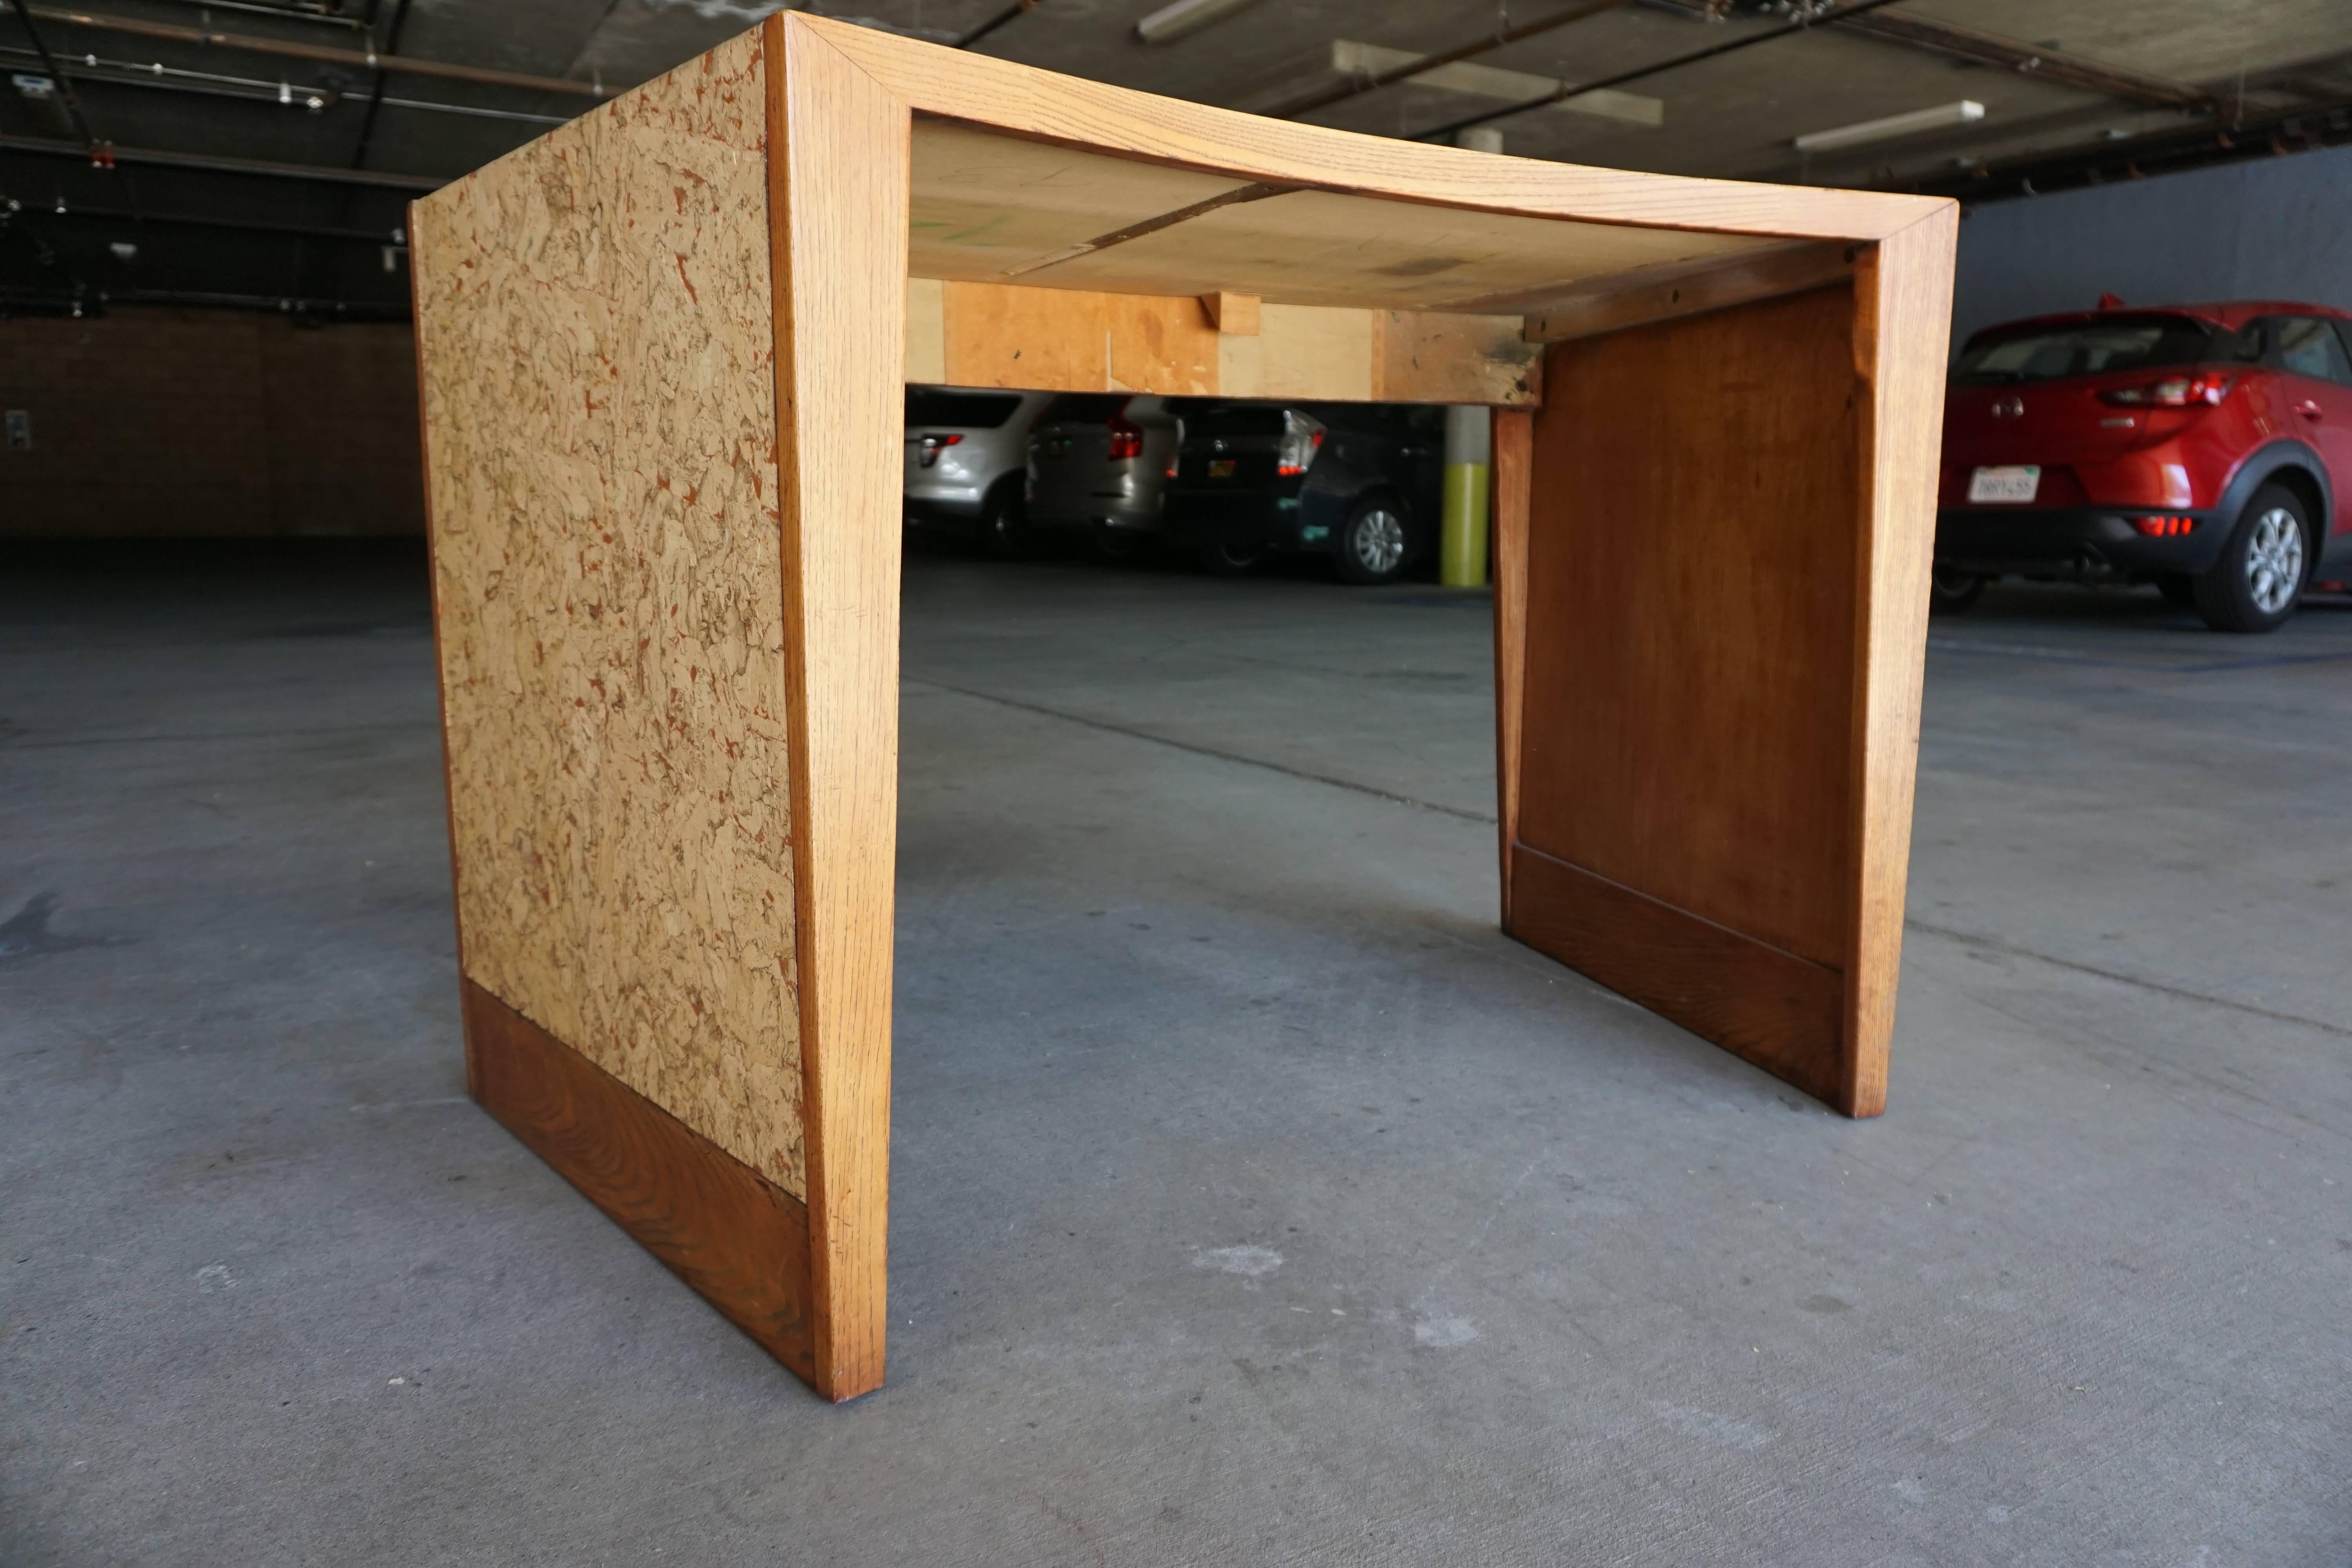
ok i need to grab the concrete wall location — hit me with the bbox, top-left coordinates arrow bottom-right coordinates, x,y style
0,309 -> 423,537
1952,142 -> 2352,344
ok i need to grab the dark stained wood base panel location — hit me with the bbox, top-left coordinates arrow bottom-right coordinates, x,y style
461,979 -> 819,1387
1505,844 -> 1858,1114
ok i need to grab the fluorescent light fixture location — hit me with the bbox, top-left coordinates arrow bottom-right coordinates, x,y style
1330,40 -> 1663,127
1793,99 -> 1984,154
1134,0 -> 1265,45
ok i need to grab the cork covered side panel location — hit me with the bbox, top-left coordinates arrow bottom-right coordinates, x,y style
410,30 -> 805,1197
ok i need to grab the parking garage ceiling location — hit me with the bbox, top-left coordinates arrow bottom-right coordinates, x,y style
3,0 -> 2349,315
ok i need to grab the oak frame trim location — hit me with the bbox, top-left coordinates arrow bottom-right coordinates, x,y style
768,18 -> 909,1404
1840,209 -> 1958,1116
804,14 -> 1944,243
1490,408 -> 1534,926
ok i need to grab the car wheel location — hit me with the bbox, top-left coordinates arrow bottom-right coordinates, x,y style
1196,538 -> 1265,577
2193,484 -> 2309,634
2153,572 -> 2196,607
977,485 -> 1031,560
1929,566 -> 1985,614
1334,499 -> 1410,586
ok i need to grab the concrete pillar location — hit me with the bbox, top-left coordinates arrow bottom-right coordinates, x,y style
1440,127 -> 1503,589
1440,403 -> 1492,588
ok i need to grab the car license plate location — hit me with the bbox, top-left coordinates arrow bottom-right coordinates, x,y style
1967,465 -> 2040,504
1207,458 -> 1236,479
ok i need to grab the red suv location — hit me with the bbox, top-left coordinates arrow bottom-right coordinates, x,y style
1936,301 -> 2352,632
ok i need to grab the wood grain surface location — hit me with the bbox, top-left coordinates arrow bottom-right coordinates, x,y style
1512,284 -> 1868,1111
1517,285 -> 1861,972
767,13 -> 907,1405
1490,408 -> 1533,925
905,279 -> 1539,405
1523,241 -> 1856,343
1840,211 -> 1959,1117
904,119 -> 1782,310
1507,845 -> 1845,1106
465,979 -> 817,1386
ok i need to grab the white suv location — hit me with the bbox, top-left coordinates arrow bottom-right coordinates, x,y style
903,387 -> 1053,556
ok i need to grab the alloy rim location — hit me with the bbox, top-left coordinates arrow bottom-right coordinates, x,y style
2244,506 -> 2305,615
1353,509 -> 1406,575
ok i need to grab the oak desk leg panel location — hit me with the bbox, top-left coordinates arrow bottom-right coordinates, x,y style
1506,844 -> 1846,1107
462,979 -> 818,1387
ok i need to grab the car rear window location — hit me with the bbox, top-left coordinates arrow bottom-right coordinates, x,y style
1039,394 -> 1131,423
904,388 -> 1025,428
1176,402 -> 1289,437
1954,315 -> 2217,386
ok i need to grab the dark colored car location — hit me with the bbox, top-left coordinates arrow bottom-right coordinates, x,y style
1936,300 -> 2352,632
1161,401 -> 1444,584
1024,393 -> 1183,559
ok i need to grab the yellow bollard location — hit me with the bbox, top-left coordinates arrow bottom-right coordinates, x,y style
1439,405 -> 1491,588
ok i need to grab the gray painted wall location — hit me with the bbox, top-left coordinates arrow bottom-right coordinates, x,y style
1951,142 -> 2352,343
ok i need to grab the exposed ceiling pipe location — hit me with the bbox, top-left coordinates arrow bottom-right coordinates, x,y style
955,0 -> 1035,51
345,0 -> 416,175
14,5 -> 607,97
3,194 -> 402,243
143,0 -> 370,30
1829,11 -> 2213,114
0,281 -> 410,318
1403,0 -> 1909,143
1261,0 -> 1636,122
0,45 -> 569,123
0,129 -> 442,187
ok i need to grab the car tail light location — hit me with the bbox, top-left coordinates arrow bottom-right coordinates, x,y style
1277,410 -> 1325,477
1107,411 -> 1144,461
2100,372 -> 2235,407
915,432 -> 962,468
2135,515 -> 2196,537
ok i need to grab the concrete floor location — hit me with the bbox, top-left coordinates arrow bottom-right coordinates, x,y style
4,539 -> 2348,1565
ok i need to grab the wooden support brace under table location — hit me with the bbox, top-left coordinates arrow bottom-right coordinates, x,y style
409,11 -> 1956,1401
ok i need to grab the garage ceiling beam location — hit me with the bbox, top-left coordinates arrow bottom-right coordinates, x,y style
1259,0 -> 1635,122
1903,92 -> 2352,203
5,0 -> 109,158
144,0 -> 369,30
1829,12 -> 2214,114
1401,0 -> 1907,144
